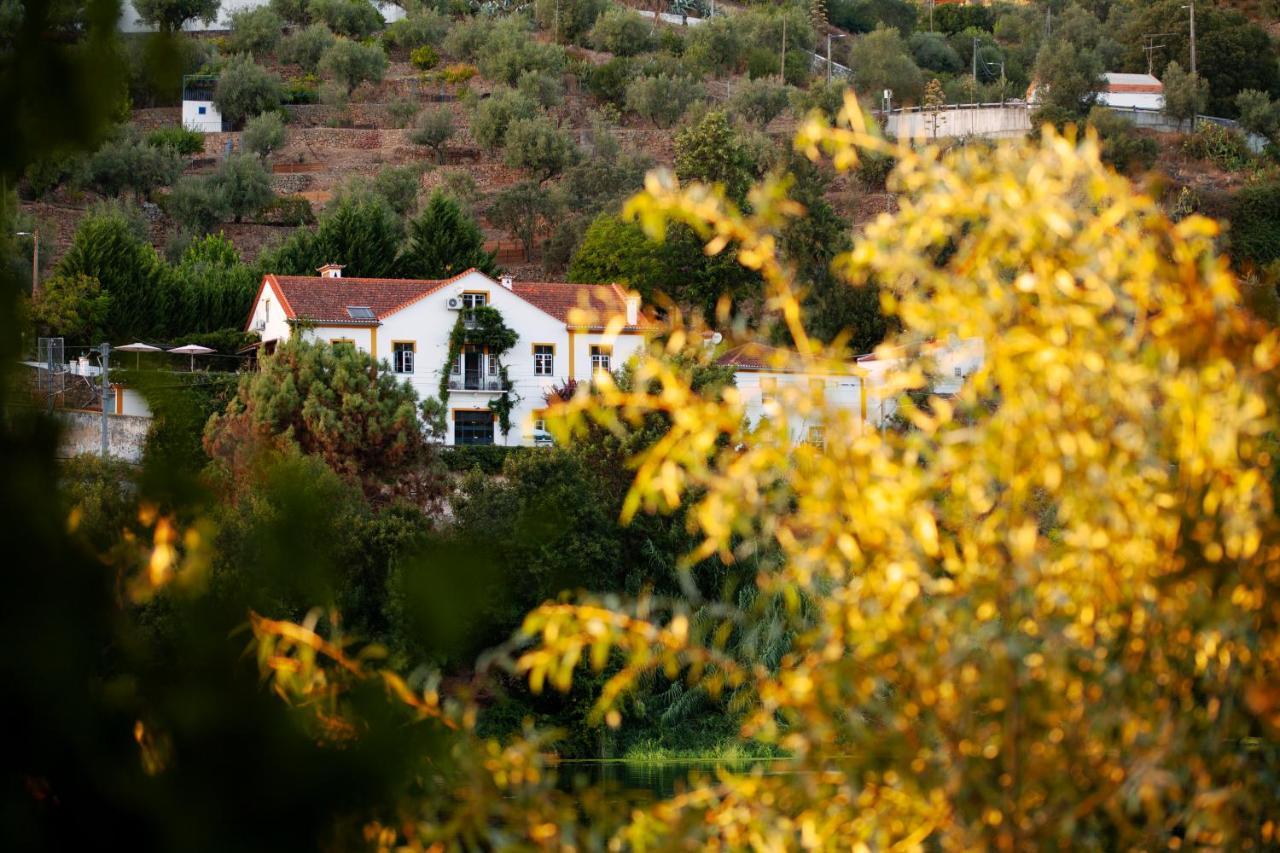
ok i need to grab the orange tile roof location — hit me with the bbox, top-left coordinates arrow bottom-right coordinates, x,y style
510,281 -> 658,331
249,270 -> 658,332
263,270 -> 473,325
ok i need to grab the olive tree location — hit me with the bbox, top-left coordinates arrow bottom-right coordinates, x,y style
242,112 -> 287,158
319,38 -> 388,95
408,109 -> 454,163
214,55 -> 283,128
503,115 -> 575,184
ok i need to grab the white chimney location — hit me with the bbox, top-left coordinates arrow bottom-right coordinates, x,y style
625,293 -> 640,326
500,274 -> 513,290
317,263 -> 344,278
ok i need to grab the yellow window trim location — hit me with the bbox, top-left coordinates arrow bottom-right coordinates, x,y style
531,342 -> 555,353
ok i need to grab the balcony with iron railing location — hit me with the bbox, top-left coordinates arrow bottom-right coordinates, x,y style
448,369 -> 506,392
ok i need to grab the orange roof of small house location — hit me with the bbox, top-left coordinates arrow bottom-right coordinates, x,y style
511,281 -> 658,331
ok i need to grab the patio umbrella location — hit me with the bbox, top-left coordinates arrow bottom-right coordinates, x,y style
114,341 -> 163,368
168,343 -> 216,371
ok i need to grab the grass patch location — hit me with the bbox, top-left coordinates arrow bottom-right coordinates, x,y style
620,739 -> 785,765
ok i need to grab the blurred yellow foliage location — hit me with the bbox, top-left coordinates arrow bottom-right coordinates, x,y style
243,95 -> 1280,848
516,96 -> 1280,848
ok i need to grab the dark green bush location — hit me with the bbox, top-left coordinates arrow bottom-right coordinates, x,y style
1182,123 -> 1254,171
256,195 -> 317,226
1229,180 -> 1280,266
282,75 -> 320,105
439,445 -> 535,474
147,125 -> 205,156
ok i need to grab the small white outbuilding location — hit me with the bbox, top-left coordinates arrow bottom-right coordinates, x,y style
181,75 -> 223,133
1095,73 -> 1165,111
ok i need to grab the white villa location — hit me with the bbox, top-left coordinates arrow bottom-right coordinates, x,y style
244,266 -> 656,446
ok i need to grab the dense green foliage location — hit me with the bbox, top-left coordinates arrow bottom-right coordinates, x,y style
400,190 -> 497,279
205,339 -> 430,491
1229,180 -> 1280,266
242,111 -> 287,157
319,37 -> 388,95
227,5 -> 283,56
214,54 -> 284,127
56,207 -> 258,342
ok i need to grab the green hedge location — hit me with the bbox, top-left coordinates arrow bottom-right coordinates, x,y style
1229,180 -> 1280,266
438,444 -> 536,474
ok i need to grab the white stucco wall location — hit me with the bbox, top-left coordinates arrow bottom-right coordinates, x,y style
246,279 -> 293,346
182,99 -> 223,132
1096,91 -> 1164,110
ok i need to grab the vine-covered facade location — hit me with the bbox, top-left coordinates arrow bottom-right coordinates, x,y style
244,268 -> 654,445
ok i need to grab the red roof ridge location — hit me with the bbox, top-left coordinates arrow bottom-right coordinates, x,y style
379,267 -> 478,317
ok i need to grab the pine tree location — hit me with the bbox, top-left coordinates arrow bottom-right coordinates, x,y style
399,191 -> 498,279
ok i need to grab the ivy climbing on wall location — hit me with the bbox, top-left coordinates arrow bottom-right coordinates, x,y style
437,306 -> 522,437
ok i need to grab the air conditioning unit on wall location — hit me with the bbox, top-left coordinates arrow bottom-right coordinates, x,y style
446,297 -> 461,310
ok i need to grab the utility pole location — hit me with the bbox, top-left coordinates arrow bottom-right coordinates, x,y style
99,342 -> 110,458
826,32 -> 846,84
780,15 -> 787,80
1187,0 -> 1196,77
14,229 -> 38,295
972,36 -> 979,95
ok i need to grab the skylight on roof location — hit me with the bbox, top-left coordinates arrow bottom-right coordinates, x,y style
346,306 -> 375,320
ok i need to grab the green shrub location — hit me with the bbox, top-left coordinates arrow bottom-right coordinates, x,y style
386,97 -> 420,129
585,56 -> 633,106
1182,123 -> 1254,171
439,445 -> 534,475
257,195 -> 317,226
410,45 -> 439,70
227,6 -> 283,56
469,87 -> 536,150
280,23 -> 335,72
319,38 -> 388,95
382,10 -> 449,50
165,175 -> 230,234
1229,180 -> 1280,266
589,6 -> 653,56
85,131 -> 183,198
242,112 -> 288,157
439,62 -> 477,84
625,74 -> 701,128
214,54 -> 284,127
307,0 -> 383,38
409,109 -> 454,162
147,126 -> 204,156
282,75 -> 320,105
729,77 -> 792,127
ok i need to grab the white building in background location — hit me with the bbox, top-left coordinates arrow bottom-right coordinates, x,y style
244,267 -> 656,447
120,0 -> 404,32
181,75 -> 222,132
1095,73 -> 1165,110
1029,72 -> 1165,112
718,337 -> 985,443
